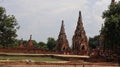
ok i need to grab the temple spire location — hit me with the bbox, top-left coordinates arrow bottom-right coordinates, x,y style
30,35 -> 32,40
76,11 -> 83,30
79,11 -> 81,18
72,11 -> 88,55
111,0 -> 115,5
60,20 -> 65,35
55,20 -> 70,54
19,38 -> 24,48
78,11 -> 82,25
112,0 -> 115,3
27,35 -> 34,48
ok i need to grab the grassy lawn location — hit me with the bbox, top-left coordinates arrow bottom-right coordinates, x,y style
0,56 -> 63,62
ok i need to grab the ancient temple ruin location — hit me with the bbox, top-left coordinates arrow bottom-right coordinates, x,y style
72,11 -> 88,55
26,35 -> 34,48
55,20 -> 70,54
18,38 -> 24,48
111,0 -> 115,4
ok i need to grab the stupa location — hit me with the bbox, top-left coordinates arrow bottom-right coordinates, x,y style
55,20 -> 70,54
72,11 -> 88,55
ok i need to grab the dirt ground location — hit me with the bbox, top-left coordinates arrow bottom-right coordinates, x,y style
0,62 -> 119,67
0,65 -> 119,67
0,53 -> 119,67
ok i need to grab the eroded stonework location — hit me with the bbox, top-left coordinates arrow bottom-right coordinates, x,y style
26,35 -> 34,48
72,11 -> 88,55
18,38 -> 24,48
55,20 -> 70,54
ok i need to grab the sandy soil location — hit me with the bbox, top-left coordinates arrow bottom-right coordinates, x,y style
0,62 -> 119,67
0,65 -> 119,67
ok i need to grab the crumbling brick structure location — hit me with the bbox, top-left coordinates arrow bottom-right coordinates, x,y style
18,38 -> 24,48
55,20 -> 70,54
26,35 -> 34,48
72,11 -> 88,55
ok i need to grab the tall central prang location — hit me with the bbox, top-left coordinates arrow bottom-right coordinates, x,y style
72,11 -> 88,55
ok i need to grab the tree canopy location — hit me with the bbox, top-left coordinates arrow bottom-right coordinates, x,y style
0,6 -> 19,47
89,35 -> 100,49
47,37 -> 56,50
101,1 -> 120,53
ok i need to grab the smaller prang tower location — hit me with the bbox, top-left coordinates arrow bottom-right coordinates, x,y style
55,20 -> 70,54
18,38 -> 24,48
27,35 -> 34,48
111,0 -> 115,4
72,11 -> 88,55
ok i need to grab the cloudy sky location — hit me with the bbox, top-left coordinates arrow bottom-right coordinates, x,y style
0,0 -> 119,45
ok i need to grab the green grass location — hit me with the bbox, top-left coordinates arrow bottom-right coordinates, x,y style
0,56 -> 63,62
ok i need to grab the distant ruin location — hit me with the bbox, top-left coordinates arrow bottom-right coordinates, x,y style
26,35 -> 34,48
18,35 -> 34,48
1,11 -> 89,55
18,38 -> 24,48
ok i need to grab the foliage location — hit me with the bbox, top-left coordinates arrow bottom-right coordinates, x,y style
47,37 -> 56,50
38,42 -> 47,49
0,6 -> 19,47
101,1 -> 120,53
32,40 -> 38,47
13,39 -> 19,47
22,40 -> 27,46
89,35 -> 100,49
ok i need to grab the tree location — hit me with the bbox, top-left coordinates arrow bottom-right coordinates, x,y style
47,37 -> 56,50
32,40 -> 38,48
101,1 -> 120,53
89,35 -> 100,49
13,39 -> 19,47
38,42 -> 47,49
0,6 -> 19,47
